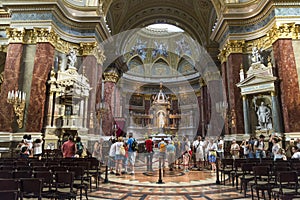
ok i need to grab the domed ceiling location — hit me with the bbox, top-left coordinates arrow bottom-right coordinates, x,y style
104,0 -> 220,61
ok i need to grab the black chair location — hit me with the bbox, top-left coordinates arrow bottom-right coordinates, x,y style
251,165 -> 273,200
272,171 -> 298,200
0,178 -> 19,197
231,158 -> 247,189
240,163 -> 255,197
68,166 -> 89,200
33,171 -> 55,199
0,191 -> 18,200
54,171 -> 77,200
0,170 -> 13,178
19,178 -> 43,200
219,158 -> 234,185
87,157 -> 101,189
13,170 -> 32,179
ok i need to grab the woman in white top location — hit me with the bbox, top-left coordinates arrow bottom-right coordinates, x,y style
272,137 -> 282,161
207,138 -> 218,171
115,137 -> 124,176
33,138 -> 43,159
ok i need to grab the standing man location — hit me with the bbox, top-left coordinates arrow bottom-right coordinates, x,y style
254,134 -> 266,159
145,136 -> 154,172
61,135 -> 75,158
193,136 -> 204,170
216,136 -> 224,160
127,132 -> 137,175
158,138 -> 167,168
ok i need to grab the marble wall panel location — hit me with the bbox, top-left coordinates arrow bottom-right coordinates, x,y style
0,44 -> 23,132
25,43 -> 54,132
273,39 -> 300,132
227,53 -> 244,135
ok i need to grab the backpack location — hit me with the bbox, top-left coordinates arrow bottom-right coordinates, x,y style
131,139 -> 139,152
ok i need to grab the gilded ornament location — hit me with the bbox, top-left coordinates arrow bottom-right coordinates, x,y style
6,28 -> 26,43
93,45 -> 106,65
104,71 -> 119,83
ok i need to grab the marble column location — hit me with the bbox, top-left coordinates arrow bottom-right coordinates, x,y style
0,44 -> 24,132
26,43 -> 55,132
226,53 -> 244,134
271,91 -> 282,133
221,61 -> 229,135
273,39 -> 300,132
102,71 -> 119,136
242,95 -> 250,135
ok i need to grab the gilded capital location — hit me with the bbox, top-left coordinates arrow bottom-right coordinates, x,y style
267,23 -> 300,44
6,28 -> 26,43
34,28 -> 59,45
199,77 -> 206,87
219,40 -> 245,62
104,71 -> 119,83
80,42 -> 97,56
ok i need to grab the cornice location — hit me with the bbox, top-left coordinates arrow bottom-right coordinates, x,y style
218,22 -> 300,63
5,27 -> 105,60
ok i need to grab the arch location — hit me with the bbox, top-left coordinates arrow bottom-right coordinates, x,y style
151,58 -> 170,76
127,56 -> 145,76
177,56 -> 196,75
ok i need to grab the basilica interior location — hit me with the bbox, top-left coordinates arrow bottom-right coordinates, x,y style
1,0 -> 300,199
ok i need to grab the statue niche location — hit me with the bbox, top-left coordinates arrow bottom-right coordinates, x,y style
253,97 -> 272,130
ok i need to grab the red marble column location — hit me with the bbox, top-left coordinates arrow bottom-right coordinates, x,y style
102,81 -> 116,136
25,43 -> 54,132
221,61 -> 229,135
81,55 -> 98,132
0,44 -> 24,131
273,39 -> 300,132
145,99 -> 151,114
227,53 -> 244,134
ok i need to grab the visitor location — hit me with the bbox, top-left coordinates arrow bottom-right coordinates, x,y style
291,146 -> 300,159
240,139 -> 250,158
33,138 -> 43,159
254,134 -> 266,159
92,138 -> 103,163
173,137 -> 181,169
272,136 -> 282,161
230,139 -> 240,159
108,138 -> 116,174
158,138 -> 167,169
127,132 -> 137,175
216,136 -> 224,160
115,137 -> 124,176
75,136 -> 84,158
193,136 -> 204,170
145,136 -> 154,172
181,136 -> 191,172
61,135 -> 75,158
166,141 -> 176,171
207,138 -> 217,172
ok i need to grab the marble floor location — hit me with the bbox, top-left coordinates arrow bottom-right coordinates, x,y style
86,167 -> 252,200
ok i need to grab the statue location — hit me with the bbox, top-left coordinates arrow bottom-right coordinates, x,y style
251,46 -> 262,64
67,48 -> 77,69
256,102 -> 271,129
158,112 -> 165,128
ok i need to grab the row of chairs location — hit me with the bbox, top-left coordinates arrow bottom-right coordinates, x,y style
0,171 -> 79,200
219,158 -> 300,199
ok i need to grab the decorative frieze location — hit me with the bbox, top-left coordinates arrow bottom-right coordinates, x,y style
104,71 -> 119,83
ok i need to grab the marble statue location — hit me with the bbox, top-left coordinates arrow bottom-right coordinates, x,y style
67,48 -> 77,69
256,102 -> 271,129
158,112 -> 165,128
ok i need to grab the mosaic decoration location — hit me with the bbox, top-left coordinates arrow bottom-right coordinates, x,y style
175,38 -> 192,57
152,41 -> 168,58
130,39 -> 147,60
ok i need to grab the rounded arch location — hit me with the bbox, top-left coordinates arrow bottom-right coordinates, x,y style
151,58 -> 171,76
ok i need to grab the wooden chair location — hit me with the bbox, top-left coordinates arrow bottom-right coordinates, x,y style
19,178 -> 43,200
240,163 -> 255,197
0,191 -> 18,200
251,165 -> 273,200
272,171 -> 298,200
219,158 -> 234,185
54,171 -> 77,200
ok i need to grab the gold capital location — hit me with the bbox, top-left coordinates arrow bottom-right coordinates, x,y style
6,28 -> 26,43
267,23 -> 300,44
219,40 -> 245,62
104,71 -> 119,83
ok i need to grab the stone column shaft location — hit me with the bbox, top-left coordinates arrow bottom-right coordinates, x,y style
242,95 -> 250,135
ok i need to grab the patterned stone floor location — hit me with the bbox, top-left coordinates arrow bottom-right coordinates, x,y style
85,168 -> 252,200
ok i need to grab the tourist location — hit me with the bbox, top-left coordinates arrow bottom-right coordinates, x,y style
254,134 -> 266,159
291,146 -> 300,159
108,138 -> 117,174
193,136 -> 204,170
127,132 -> 137,175
181,136 -> 191,172
115,137 -> 124,176
145,136 -> 154,171
75,136 -> 84,158
158,138 -> 167,169
173,137 -> 181,169
92,138 -> 103,163
166,141 -> 176,171
33,138 -> 43,159
272,136 -> 282,161
216,136 -> 224,160
61,135 -> 75,158
240,139 -> 250,158
207,138 -> 217,172
230,139 -> 240,159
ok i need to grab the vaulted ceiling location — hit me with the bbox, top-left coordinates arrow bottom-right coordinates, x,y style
104,0 -> 219,57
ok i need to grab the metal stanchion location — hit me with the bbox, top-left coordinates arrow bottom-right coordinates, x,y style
216,157 -> 220,184
156,158 -> 164,184
103,157 -> 109,184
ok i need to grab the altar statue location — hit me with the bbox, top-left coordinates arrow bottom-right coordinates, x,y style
158,112 -> 165,128
256,102 -> 271,129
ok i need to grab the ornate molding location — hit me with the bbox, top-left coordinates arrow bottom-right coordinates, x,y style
267,23 -> 300,44
93,45 -> 106,65
80,42 -> 97,56
6,28 -> 26,43
104,71 -> 119,83
218,40 -> 245,63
